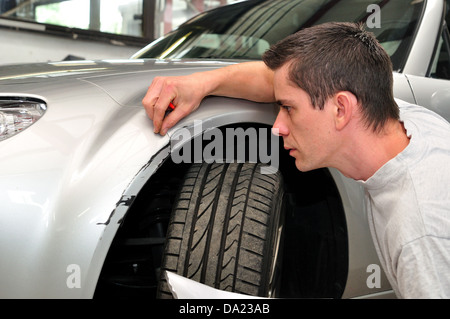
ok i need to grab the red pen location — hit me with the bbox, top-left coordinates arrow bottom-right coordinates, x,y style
165,102 -> 175,117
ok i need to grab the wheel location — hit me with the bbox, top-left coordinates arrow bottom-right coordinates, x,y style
157,162 -> 285,298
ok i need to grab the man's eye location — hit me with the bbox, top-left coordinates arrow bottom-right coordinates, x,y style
282,105 -> 292,113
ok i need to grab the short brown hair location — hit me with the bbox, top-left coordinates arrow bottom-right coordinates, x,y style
263,22 -> 398,133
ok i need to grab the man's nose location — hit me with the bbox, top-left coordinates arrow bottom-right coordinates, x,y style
272,112 -> 289,136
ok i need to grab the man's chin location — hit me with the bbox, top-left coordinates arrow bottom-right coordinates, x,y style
294,159 -> 311,172
294,158 -> 322,173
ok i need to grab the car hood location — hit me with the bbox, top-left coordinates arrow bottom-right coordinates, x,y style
0,59 -> 237,111
0,59 -> 235,83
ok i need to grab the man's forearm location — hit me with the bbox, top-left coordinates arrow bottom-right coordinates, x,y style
202,61 -> 276,103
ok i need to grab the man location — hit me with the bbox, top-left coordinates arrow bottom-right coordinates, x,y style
143,22 -> 450,298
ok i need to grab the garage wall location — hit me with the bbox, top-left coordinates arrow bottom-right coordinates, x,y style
0,27 -> 141,65
0,0 -> 242,66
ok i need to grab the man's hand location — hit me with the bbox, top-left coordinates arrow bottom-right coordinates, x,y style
142,74 -> 205,135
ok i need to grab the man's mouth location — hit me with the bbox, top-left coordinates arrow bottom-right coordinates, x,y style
284,146 -> 296,156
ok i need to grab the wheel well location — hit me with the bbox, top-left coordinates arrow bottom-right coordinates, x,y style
94,123 -> 348,299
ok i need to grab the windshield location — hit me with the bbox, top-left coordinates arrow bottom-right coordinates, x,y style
133,0 -> 425,71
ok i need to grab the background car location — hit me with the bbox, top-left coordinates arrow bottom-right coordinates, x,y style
0,0 -> 449,299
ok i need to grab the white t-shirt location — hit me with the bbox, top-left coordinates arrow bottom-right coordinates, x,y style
357,99 -> 450,298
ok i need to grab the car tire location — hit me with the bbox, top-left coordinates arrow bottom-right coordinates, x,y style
157,162 -> 285,298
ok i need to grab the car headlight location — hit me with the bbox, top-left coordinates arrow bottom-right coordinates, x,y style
0,97 -> 47,142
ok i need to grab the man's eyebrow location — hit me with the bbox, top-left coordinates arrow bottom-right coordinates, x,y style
276,99 -> 294,106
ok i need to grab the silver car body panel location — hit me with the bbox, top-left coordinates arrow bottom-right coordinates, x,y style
0,60 -> 281,298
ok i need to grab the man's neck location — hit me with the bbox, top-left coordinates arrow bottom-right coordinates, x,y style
336,119 -> 410,181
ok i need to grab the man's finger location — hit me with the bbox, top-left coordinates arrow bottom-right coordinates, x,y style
153,95 -> 175,134
160,106 -> 190,136
142,77 -> 166,120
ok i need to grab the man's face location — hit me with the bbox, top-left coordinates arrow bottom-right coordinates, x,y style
272,64 -> 338,172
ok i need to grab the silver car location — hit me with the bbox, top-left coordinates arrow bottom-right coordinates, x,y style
1,0 -> 449,299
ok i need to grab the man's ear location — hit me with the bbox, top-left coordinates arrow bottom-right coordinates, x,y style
332,91 -> 358,131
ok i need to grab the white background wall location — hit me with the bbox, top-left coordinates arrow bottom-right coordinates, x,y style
0,27 -> 142,65
0,0 -> 241,65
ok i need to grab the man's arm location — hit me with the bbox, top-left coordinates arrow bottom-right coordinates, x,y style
142,61 -> 275,135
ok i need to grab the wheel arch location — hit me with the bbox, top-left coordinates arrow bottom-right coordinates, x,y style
94,104 -> 348,298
